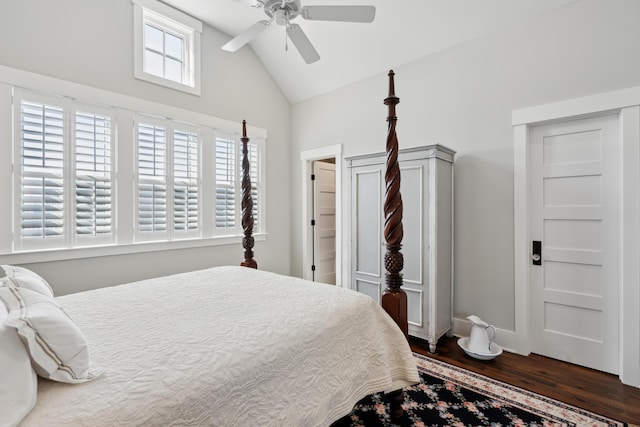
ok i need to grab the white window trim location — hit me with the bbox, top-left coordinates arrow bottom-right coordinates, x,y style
132,0 -> 202,95
0,65 -> 267,264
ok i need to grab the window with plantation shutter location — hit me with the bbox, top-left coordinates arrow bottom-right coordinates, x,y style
173,129 -> 199,234
212,136 -> 263,236
19,100 -> 65,244
75,111 -> 113,239
14,94 -> 116,251
215,137 -> 236,230
134,118 -> 201,242
136,123 -> 168,238
7,84 -> 266,257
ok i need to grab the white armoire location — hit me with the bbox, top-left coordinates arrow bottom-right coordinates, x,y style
347,145 -> 455,353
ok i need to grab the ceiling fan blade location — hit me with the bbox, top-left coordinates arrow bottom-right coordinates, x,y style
301,5 -> 376,23
232,0 -> 263,7
287,24 -> 320,64
222,20 -> 270,52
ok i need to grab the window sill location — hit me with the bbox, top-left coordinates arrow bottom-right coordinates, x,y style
134,70 -> 201,96
0,233 -> 266,265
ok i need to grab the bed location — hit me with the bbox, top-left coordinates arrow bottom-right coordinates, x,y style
0,71 -> 416,426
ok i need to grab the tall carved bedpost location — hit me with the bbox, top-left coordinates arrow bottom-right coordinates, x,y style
240,120 -> 257,269
381,70 -> 408,337
382,70 -> 408,421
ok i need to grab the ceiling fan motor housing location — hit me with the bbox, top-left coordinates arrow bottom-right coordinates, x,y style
264,0 -> 301,25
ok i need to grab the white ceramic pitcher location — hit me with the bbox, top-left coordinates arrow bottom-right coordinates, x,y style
466,315 -> 496,353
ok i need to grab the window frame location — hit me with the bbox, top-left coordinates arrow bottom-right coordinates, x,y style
1,69 -> 267,264
134,115 -> 203,242
132,0 -> 202,95
13,90 -> 117,252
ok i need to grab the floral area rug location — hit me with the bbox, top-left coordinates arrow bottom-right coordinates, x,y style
332,353 -> 627,427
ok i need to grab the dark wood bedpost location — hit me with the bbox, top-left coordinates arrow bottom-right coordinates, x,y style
381,70 -> 408,337
240,120 -> 257,269
382,70 -> 408,421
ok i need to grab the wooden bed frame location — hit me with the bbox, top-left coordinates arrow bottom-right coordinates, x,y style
239,70 -> 409,419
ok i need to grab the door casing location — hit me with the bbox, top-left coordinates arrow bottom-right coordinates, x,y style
513,86 -> 640,387
300,144 -> 343,286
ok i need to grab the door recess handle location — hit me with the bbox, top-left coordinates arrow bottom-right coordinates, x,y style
532,240 -> 541,265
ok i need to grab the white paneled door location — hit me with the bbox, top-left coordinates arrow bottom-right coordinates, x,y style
529,114 -> 620,374
312,161 -> 336,284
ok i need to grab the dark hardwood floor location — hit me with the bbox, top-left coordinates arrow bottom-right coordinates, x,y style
410,336 -> 640,425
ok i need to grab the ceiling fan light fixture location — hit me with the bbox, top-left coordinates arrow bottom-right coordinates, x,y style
274,9 -> 289,26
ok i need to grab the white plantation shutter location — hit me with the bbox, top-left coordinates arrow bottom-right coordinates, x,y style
173,129 -> 199,233
75,111 -> 113,239
137,123 -> 167,237
9,88 -> 266,255
248,142 -> 260,230
215,137 -> 236,230
19,100 -> 65,245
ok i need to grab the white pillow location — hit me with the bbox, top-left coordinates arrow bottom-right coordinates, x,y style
0,286 -> 104,383
0,301 -> 38,427
0,265 -> 54,297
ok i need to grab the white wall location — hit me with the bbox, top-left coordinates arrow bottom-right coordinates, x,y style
0,0 -> 292,294
290,0 -> 640,332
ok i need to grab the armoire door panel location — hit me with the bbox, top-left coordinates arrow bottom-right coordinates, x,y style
348,145 -> 455,354
399,164 -> 424,285
355,278 -> 381,302
405,287 -> 424,327
354,169 -> 381,277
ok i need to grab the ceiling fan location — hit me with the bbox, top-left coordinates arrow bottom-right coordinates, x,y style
222,0 -> 376,64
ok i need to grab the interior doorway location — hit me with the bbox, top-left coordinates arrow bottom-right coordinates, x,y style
300,145 -> 343,286
528,114 -> 620,374
512,86 -> 640,387
311,159 -> 336,284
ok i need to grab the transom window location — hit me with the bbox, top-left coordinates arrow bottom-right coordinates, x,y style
133,0 -> 202,95
144,24 -> 184,83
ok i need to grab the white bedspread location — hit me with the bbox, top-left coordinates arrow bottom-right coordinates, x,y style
21,266 -> 419,426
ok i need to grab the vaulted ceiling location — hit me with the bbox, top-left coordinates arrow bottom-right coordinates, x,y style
161,0 -> 577,103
